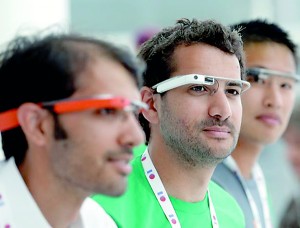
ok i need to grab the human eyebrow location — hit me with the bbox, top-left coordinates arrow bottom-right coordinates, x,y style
226,80 -> 243,88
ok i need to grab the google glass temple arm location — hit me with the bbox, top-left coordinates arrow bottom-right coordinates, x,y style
152,74 -> 215,93
0,97 -> 148,132
246,67 -> 300,82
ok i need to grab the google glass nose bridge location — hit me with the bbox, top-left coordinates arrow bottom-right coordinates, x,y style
152,74 -> 251,93
246,67 -> 300,82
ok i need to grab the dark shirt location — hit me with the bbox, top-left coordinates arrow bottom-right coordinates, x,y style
279,197 -> 300,228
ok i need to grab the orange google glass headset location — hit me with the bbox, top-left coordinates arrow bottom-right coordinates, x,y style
0,94 -> 148,132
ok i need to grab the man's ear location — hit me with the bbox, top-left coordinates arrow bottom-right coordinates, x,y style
140,86 -> 160,124
17,103 -> 51,146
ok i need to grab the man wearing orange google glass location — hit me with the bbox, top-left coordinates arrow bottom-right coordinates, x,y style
0,33 -> 147,227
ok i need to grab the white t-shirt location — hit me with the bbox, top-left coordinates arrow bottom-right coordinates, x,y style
0,158 -> 117,228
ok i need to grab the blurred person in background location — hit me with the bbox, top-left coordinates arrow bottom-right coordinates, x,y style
212,19 -> 299,228
279,99 -> 300,228
0,32 -> 147,227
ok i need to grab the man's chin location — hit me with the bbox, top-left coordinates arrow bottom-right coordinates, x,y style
96,181 -> 128,197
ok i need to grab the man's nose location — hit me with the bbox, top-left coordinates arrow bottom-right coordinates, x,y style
263,83 -> 283,109
119,113 -> 145,148
207,91 -> 232,121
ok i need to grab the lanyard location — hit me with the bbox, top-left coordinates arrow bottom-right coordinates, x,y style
141,150 -> 219,228
223,156 -> 272,228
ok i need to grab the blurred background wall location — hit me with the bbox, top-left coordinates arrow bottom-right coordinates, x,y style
1,0 -> 300,57
0,0 -> 69,160
70,0 -> 300,53
0,0 -> 300,226
0,0 -> 69,50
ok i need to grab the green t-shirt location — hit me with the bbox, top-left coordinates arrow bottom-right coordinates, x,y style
92,154 -> 245,228
133,143 -> 146,157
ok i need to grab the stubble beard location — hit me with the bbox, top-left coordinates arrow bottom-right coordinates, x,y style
160,106 -> 238,168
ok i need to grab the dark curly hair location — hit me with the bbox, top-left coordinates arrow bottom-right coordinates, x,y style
138,18 -> 245,144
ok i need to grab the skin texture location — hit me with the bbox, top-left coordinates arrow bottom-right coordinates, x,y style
232,41 -> 297,178
141,43 -> 243,202
240,42 -> 296,144
18,57 -> 145,226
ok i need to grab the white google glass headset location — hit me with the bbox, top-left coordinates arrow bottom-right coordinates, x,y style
152,74 -> 251,94
246,67 -> 300,82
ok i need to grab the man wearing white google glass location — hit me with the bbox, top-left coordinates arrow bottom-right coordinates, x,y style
213,19 -> 299,228
152,73 -> 250,95
94,18 -> 251,227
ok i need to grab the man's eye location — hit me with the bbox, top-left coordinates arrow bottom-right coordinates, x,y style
190,85 -> 207,92
246,74 -> 266,84
257,78 -> 266,84
226,89 -> 241,96
281,83 -> 293,90
96,108 -> 119,116
246,74 -> 258,83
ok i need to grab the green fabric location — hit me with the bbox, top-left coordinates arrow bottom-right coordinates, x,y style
133,143 -> 146,157
92,154 -> 245,228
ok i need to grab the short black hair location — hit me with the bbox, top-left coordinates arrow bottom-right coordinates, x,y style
0,33 -> 145,165
231,19 -> 297,63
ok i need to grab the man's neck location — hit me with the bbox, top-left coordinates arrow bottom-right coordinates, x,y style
19,152 -> 85,227
230,138 -> 264,179
148,143 -> 215,202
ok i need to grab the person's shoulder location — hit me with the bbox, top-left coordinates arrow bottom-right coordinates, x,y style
212,160 -> 239,192
209,181 -> 233,196
80,198 -> 117,228
212,161 -> 233,181
209,180 -> 241,205
209,181 -> 245,227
